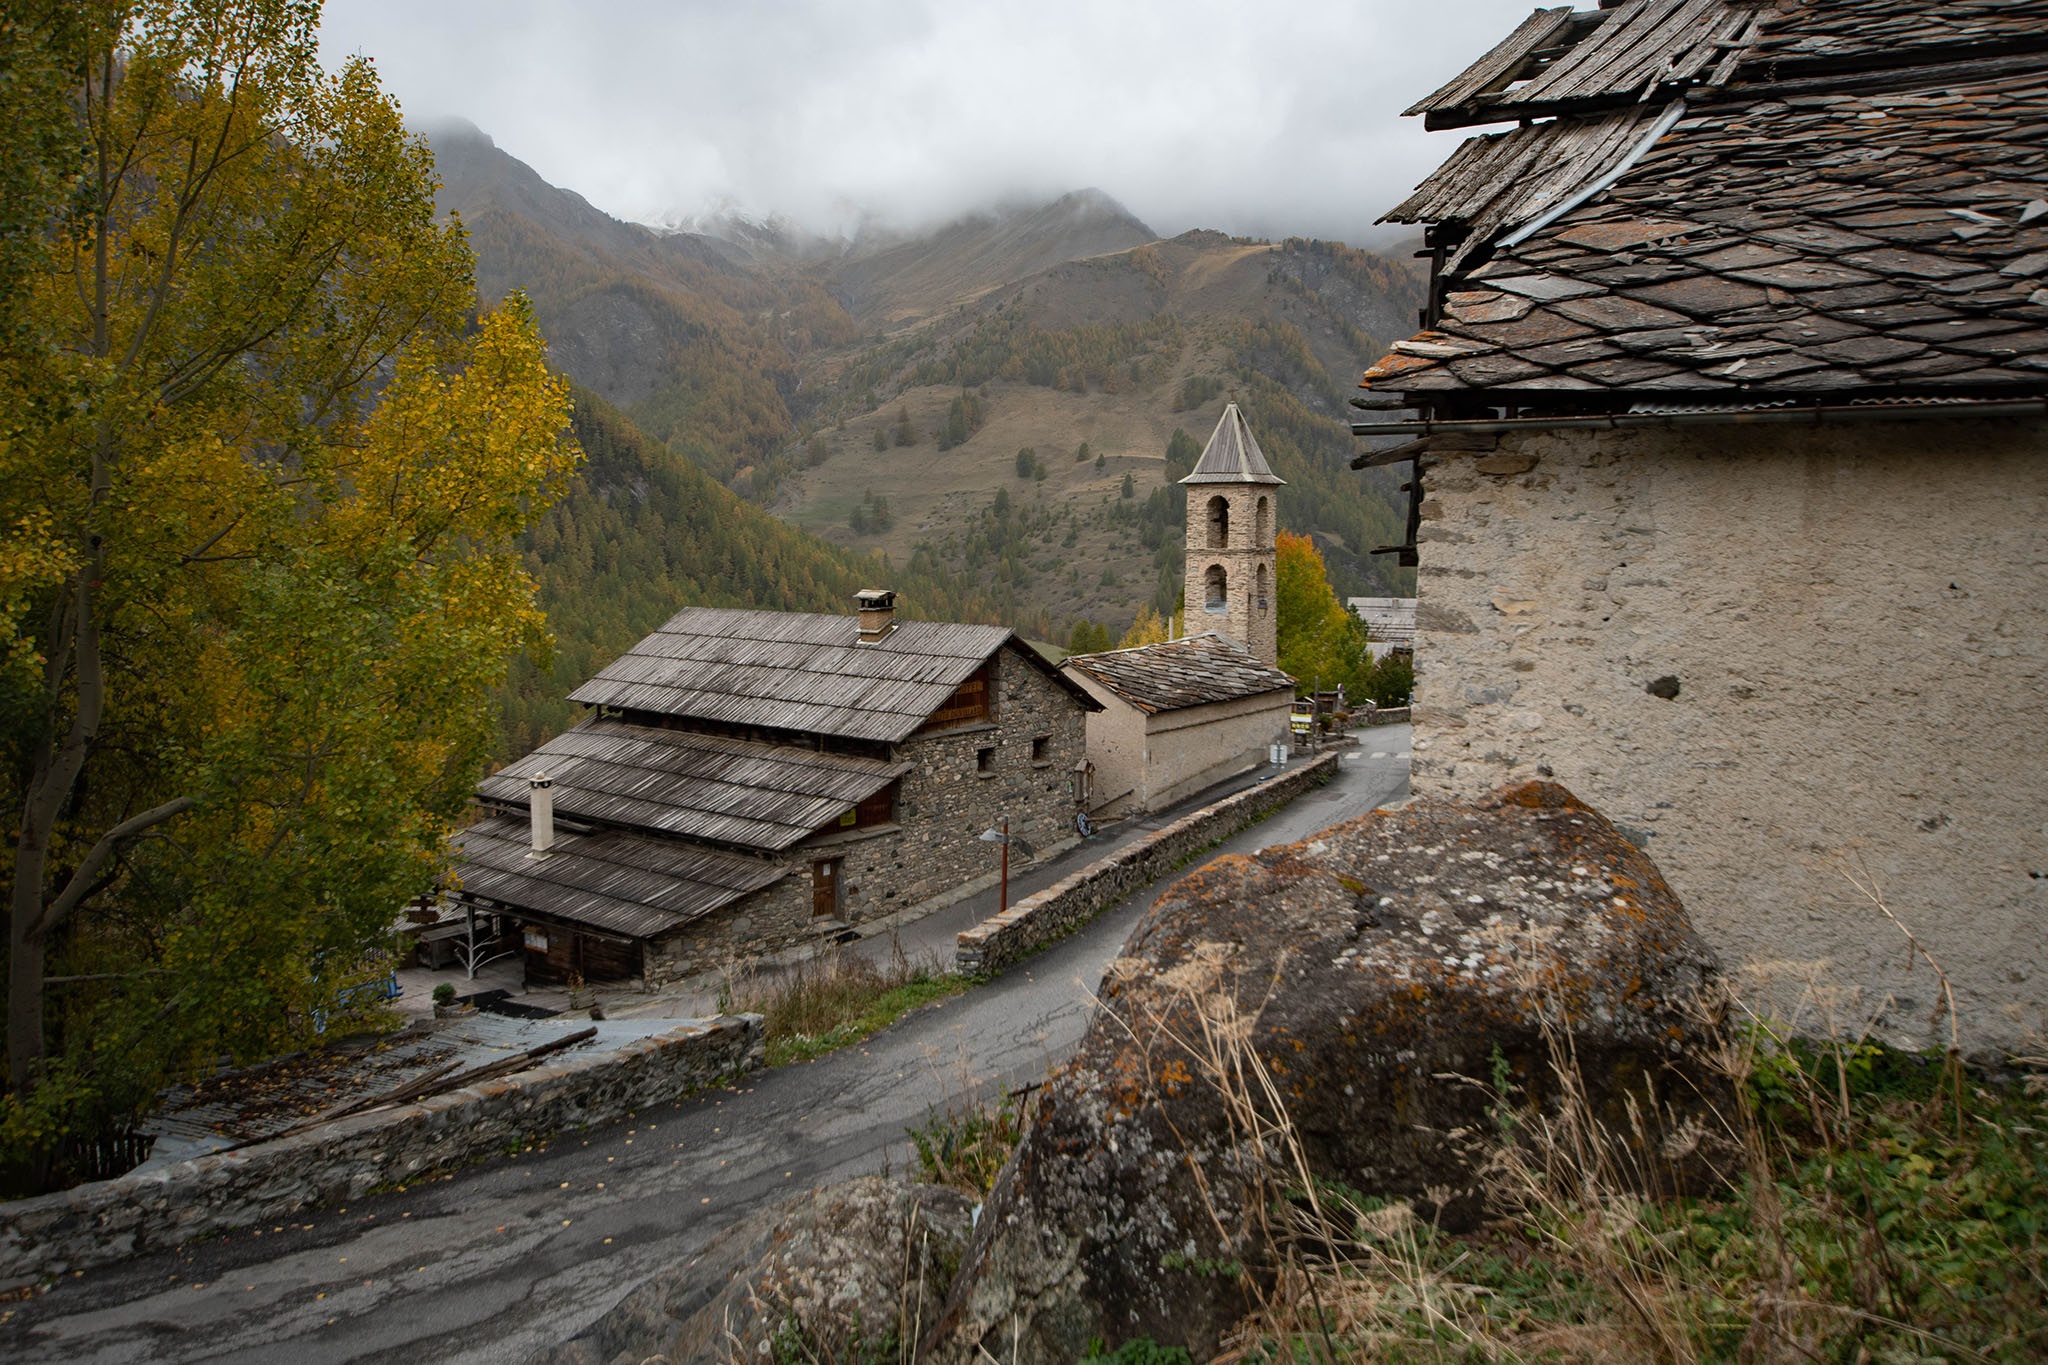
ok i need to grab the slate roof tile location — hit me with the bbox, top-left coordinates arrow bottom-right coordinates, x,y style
1362,2 -> 2048,406
1063,634 -> 1295,715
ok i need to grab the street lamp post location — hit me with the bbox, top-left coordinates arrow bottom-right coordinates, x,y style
978,818 -> 1035,917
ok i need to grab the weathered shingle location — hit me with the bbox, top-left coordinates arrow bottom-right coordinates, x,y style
1181,403 -> 1285,485
449,816 -> 785,941
1365,1 -> 2048,406
1064,634 -> 1295,715
568,607 -> 1016,742
477,720 -> 908,853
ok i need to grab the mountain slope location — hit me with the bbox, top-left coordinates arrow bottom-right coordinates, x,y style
776,233 -> 1425,631
429,123 -> 1425,683
499,388 -> 1000,754
827,189 -> 1158,323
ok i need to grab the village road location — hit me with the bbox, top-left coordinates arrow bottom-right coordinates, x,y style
5,728 -> 1408,1364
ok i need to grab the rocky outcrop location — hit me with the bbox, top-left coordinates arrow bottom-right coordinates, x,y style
530,1175 -> 973,1365
927,781 -> 1733,1364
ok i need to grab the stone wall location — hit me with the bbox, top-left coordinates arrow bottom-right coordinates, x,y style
956,751 -> 1341,976
647,643 -> 1092,983
0,1015 -> 763,1284
1410,416 -> 2048,1049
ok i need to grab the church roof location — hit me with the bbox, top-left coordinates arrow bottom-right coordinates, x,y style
1180,403 -> 1285,485
1062,633 -> 1295,714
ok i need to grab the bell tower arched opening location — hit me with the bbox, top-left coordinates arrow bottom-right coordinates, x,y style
1206,496 -> 1229,548
1179,403 -> 1285,664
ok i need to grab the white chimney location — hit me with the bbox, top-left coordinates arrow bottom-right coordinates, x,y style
528,772 -> 554,858
856,588 -> 897,644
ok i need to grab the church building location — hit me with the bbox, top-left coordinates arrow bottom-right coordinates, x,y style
1060,404 -> 1297,817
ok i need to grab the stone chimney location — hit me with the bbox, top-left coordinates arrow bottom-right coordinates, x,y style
856,588 -> 897,644
528,772 -> 554,858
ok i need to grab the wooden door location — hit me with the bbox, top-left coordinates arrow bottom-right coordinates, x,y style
812,858 -> 842,919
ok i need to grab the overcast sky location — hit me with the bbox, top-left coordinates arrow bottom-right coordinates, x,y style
318,1 -> 1538,245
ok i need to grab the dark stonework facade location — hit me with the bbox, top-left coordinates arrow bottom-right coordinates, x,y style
450,598 -> 1099,990
640,645 -> 1092,985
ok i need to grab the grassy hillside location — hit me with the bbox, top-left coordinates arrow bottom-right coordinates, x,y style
777,235 -> 1422,640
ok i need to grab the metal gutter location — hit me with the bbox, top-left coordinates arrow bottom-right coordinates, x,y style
1351,398 -> 2048,440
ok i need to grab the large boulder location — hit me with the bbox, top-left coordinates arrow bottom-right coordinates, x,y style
531,1175 -> 974,1365
925,782 -> 1734,1363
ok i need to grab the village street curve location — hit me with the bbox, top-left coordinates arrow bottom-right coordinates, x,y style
5,731 -> 1409,1364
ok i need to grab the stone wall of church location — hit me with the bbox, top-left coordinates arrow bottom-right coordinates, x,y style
1185,484 -> 1280,664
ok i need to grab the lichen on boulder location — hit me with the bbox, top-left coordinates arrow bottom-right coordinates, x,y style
926,781 -> 1735,1364
530,1175 -> 973,1365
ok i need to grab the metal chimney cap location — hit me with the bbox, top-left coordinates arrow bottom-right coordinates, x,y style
529,772 -> 553,790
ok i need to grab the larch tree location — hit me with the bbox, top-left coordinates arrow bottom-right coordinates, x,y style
1274,531 -> 1368,696
1,0 -> 577,1153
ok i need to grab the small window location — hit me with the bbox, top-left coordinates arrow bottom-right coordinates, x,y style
1031,735 -> 1050,762
977,745 -> 996,773
1204,563 -> 1228,613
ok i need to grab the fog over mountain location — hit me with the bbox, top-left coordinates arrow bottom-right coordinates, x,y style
319,0 -> 1536,244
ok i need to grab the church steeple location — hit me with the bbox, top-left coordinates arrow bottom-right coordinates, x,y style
1181,403 -> 1284,665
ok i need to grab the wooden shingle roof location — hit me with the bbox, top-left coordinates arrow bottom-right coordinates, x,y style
567,607 -> 1019,743
1063,634 -> 1295,715
1365,0 -> 2048,406
1181,403 -> 1285,485
449,816 -> 785,941
477,720 -> 908,853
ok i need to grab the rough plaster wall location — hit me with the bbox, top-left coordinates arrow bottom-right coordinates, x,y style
1066,670 -> 1147,817
1143,691 -> 1294,811
1411,418 -> 2048,1051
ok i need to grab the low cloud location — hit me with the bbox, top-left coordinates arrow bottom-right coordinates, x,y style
321,0 -> 1533,242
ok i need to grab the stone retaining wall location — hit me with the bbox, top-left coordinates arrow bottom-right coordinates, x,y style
956,753 -> 1342,976
1363,707 -> 1411,726
0,1014 -> 763,1285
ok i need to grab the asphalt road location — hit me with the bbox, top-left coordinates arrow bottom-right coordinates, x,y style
4,729 -> 1408,1364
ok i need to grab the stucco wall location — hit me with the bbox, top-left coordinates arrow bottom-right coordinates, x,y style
1064,669 -> 1293,817
1141,690 -> 1295,811
648,645 -> 1092,981
1063,671 -> 1147,817
1410,416 -> 2047,1050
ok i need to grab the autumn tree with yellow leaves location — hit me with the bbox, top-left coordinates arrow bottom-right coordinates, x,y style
0,0 -> 576,1174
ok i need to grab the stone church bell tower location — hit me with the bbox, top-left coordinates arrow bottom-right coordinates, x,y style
1181,402 -> 1284,665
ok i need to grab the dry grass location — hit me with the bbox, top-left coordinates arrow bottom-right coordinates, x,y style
717,942 -> 967,1068
1101,895 -> 2048,1364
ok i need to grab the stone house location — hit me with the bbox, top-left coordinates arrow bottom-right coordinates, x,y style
1061,634 -> 1296,818
1061,404 -> 1298,817
1346,596 -> 1417,661
446,591 -> 1101,988
1352,0 -> 2048,1049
